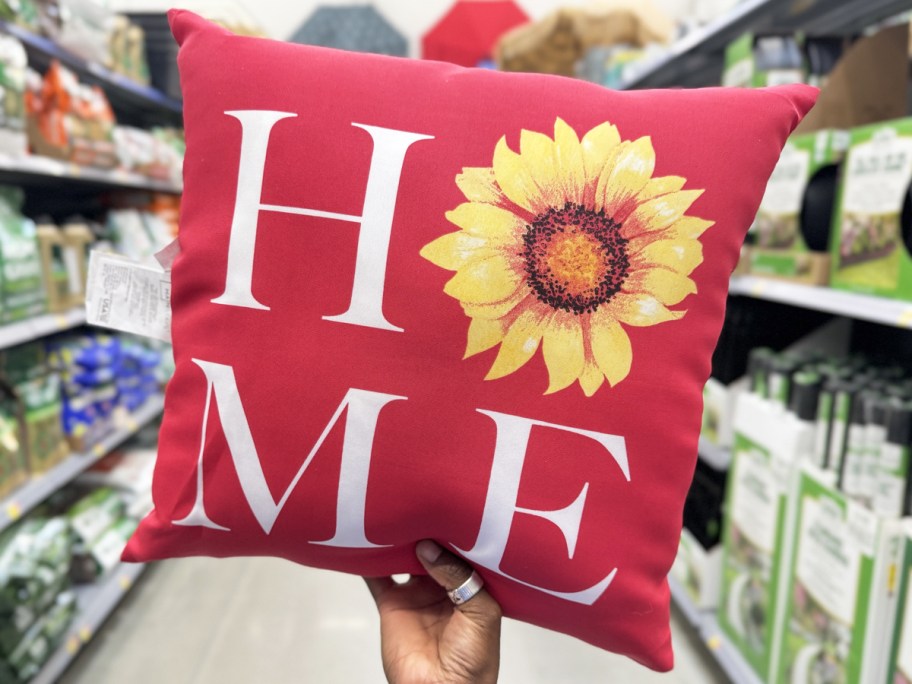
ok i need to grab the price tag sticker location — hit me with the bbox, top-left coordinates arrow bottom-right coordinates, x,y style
5,501 -> 21,520
93,443 -> 106,457
125,417 -> 138,432
66,635 -> 80,654
79,626 -> 92,642
750,280 -> 767,297
119,575 -> 132,591
55,314 -> 69,329
68,164 -> 82,177
706,635 -> 721,651
897,309 -> 912,328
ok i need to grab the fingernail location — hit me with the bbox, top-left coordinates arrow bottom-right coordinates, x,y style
416,540 -> 442,563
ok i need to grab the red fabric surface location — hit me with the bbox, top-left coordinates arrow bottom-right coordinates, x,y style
124,10 -> 816,671
421,0 -> 529,66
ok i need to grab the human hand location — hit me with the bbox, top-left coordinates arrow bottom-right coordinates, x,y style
365,540 -> 502,684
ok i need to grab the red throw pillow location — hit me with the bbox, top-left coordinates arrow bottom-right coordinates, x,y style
124,10 -> 816,671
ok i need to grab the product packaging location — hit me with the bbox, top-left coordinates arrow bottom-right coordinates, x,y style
0,34 -> 29,158
0,187 -> 46,324
829,117 -> 912,298
0,382 -> 27,499
749,129 -> 847,284
771,466 -> 905,684
1,342 -> 67,473
35,220 -> 70,313
717,389 -> 814,681
722,33 -> 806,88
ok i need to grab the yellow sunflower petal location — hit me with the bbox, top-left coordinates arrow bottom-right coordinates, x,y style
610,293 -> 686,327
668,216 -> 714,240
465,317 -> 507,358
419,231 -> 496,271
462,290 -> 529,320
597,136 -> 656,216
444,255 -> 523,305
520,129 -> 563,207
637,175 -> 686,202
623,268 -> 697,306
493,135 -> 546,214
621,190 -> 704,239
579,359 -> 605,397
631,238 -> 704,275
486,308 -> 547,380
456,167 -> 505,204
625,217 -> 714,254
581,121 -> 621,183
553,118 -> 585,205
541,311 -> 585,394
590,312 -> 633,386
445,202 -> 525,243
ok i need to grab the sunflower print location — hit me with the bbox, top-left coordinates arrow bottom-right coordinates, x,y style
420,118 -> 713,396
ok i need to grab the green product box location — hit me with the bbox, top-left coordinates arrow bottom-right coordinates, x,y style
717,393 -> 795,682
749,129 -> 847,283
772,467 -> 904,683
1,591 -> 75,683
0,392 -> 26,500
829,117 -> 912,298
722,32 -> 805,88
0,34 -> 28,157
0,517 -> 72,656
71,517 -> 136,582
13,373 -> 66,473
0,187 -> 46,324
888,538 -> 912,684
66,487 -> 126,547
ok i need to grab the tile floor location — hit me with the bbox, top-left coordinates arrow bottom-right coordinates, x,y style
62,557 -> 728,683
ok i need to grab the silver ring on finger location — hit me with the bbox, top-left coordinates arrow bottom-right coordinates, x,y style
448,570 -> 484,605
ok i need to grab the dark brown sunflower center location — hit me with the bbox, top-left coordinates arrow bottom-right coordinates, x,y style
522,203 -> 629,315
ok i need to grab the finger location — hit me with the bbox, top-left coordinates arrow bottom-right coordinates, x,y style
415,540 -> 502,623
364,576 -> 395,604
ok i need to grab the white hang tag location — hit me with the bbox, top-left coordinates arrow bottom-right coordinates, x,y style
85,251 -> 172,342
154,238 -> 181,271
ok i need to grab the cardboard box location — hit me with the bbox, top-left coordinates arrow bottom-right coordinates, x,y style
749,129 -> 847,285
701,376 -> 745,449
722,33 -> 805,88
672,526 -> 722,610
829,117 -> 912,299
717,391 -> 810,682
770,467 -> 905,684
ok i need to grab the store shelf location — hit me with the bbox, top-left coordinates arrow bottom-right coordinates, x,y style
0,154 -> 181,194
0,308 -> 86,350
0,20 -> 181,127
0,394 -> 163,533
31,562 -> 147,684
668,574 -> 764,684
699,615 -> 765,684
620,0 -> 912,89
698,437 -> 732,470
729,275 -> 912,329
668,574 -> 704,628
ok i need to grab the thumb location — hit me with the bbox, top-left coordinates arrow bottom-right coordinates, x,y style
415,540 -> 502,624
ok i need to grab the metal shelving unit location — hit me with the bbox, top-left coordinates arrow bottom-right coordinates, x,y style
0,20 -> 181,127
0,154 -> 182,194
620,0 -> 912,90
0,394 -> 164,532
729,275 -> 912,329
0,308 -> 86,350
668,575 -> 764,684
31,562 -> 147,684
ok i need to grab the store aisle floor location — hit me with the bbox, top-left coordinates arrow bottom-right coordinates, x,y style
62,557 -> 727,683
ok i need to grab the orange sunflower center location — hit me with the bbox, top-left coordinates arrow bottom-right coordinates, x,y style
522,203 -> 629,315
